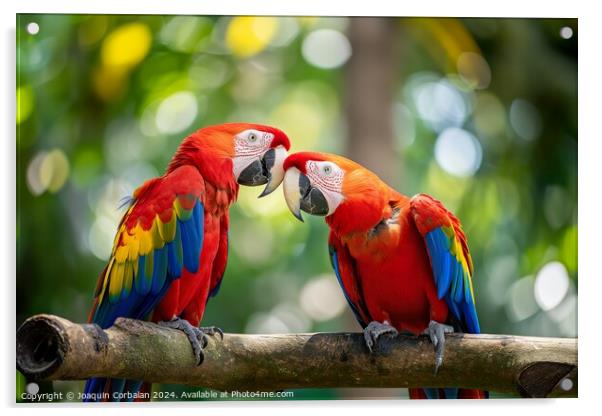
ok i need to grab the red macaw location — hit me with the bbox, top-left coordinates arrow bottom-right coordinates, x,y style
84,123 -> 290,402
280,152 -> 487,400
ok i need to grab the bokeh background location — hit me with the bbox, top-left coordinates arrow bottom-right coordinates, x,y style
16,15 -> 577,400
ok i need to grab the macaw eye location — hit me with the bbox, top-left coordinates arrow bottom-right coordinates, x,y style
248,132 -> 258,142
322,165 -> 333,176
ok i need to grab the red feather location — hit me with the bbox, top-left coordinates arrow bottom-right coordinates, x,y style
291,152 -> 487,400
85,123 -> 288,401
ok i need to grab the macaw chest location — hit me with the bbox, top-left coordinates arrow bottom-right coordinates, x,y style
357,249 -> 434,326
347,223 -> 443,333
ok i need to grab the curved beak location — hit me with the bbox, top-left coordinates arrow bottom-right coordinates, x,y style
237,145 -> 288,197
258,145 -> 287,198
282,167 -> 329,222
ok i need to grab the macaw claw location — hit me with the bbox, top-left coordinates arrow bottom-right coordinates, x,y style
424,320 -> 454,374
198,325 -> 224,341
363,321 -> 399,352
159,318 -> 223,365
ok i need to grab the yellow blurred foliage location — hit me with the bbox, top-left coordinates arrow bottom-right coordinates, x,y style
92,65 -> 128,102
407,18 -> 481,75
17,85 -> 34,124
101,22 -> 152,70
226,16 -> 277,58
92,22 -> 151,101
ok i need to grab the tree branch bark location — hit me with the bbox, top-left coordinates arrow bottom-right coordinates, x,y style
16,314 -> 577,398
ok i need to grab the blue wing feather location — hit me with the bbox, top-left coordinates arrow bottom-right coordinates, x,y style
166,223 -> 183,278
86,175 -> 206,401
424,227 -> 480,334
329,245 -> 368,328
150,247 -> 168,295
180,217 -> 200,273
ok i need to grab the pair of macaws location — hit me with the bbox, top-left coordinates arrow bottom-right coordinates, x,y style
84,123 -> 486,401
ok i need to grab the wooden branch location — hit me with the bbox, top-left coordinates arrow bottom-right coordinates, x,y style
16,314 -> 577,398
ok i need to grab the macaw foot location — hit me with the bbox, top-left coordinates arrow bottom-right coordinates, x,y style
363,321 -> 399,352
198,326 -> 224,340
158,318 -> 223,365
423,320 -> 454,374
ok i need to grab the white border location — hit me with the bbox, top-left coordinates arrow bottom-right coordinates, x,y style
3,1 -> 600,416
9,0 -> 580,18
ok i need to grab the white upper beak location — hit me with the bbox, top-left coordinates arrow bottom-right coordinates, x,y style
282,167 -> 304,221
259,145 -> 288,197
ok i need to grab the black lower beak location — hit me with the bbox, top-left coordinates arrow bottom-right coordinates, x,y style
237,160 -> 267,186
298,173 -> 329,216
238,149 -> 276,186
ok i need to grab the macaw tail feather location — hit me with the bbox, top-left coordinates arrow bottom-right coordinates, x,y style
409,388 -> 488,399
83,377 -> 149,402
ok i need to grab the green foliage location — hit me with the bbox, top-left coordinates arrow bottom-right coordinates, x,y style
17,15 -> 577,401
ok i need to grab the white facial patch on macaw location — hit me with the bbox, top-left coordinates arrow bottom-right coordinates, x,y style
305,160 -> 345,215
233,129 -> 274,178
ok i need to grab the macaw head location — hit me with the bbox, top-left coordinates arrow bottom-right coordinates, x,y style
171,123 -> 291,197
280,152 -> 391,233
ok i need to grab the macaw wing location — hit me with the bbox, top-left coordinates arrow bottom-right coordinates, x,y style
328,233 -> 371,328
89,166 -> 205,328
410,193 -> 480,334
207,213 -> 229,301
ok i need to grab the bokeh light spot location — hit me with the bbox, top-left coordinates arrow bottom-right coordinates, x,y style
188,56 -> 232,90
269,17 -> 300,47
88,215 -> 119,261
160,16 -> 212,53
245,312 -> 290,334
301,29 -> 351,69
414,79 -> 470,131
271,302 -> 311,333
17,85 -> 34,124
92,66 -> 127,102
226,16 -> 278,58
101,23 -> 152,70
485,256 -> 518,307
155,91 -> 198,135
510,98 -> 542,141
543,185 -> 572,229
231,220 -> 275,266
268,81 -> 337,150
26,149 -> 70,195
472,92 -> 506,139
560,226 -> 578,274
237,185 -> 290,218
299,275 -> 347,321
534,261 -> 570,311
42,149 -> 71,193
434,127 -> 482,177
505,276 -> 539,322
457,52 -> 491,89
26,152 -> 48,196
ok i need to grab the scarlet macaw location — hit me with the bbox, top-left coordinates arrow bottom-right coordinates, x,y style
280,152 -> 487,399
84,123 -> 290,401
